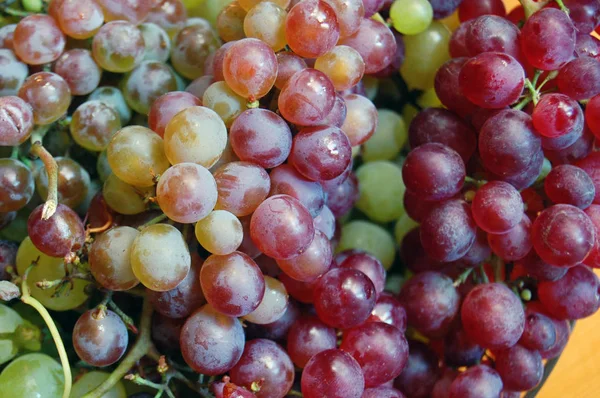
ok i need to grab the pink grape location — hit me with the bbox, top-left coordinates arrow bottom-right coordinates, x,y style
0,96 -> 33,146
448,365 -> 503,398
341,94 -> 378,146
213,161 -> 270,217
277,230 -> 332,282
27,204 -> 85,258
285,0 -> 340,58
148,91 -> 202,138
301,349 -> 365,398
471,181 -> 524,234
269,164 -> 325,218
73,309 -> 128,367
544,164 -> 595,209
287,315 -> 337,368
13,14 -> 65,65
339,18 -> 397,74
488,213 -> 533,262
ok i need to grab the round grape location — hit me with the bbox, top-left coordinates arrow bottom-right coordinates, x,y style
73,309 -> 128,367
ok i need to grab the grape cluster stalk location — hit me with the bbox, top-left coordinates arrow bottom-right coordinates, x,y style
1,0 -> 600,397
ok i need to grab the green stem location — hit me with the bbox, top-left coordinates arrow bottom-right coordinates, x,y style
288,390 -> 303,397
10,146 -> 19,159
108,299 -> 139,334
513,96 -> 533,111
138,214 -> 168,230
29,142 -> 58,220
21,264 -> 72,398
453,267 -> 474,287
479,265 -> 490,284
555,0 -> 569,13
524,78 -> 539,106
519,0 -> 551,18
531,69 -> 542,88
492,257 -> 504,283
537,70 -> 559,92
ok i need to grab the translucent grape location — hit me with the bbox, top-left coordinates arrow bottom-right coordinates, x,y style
194,210 -> 242,255
285,0 -> 339,58
244,275 -> 288,324
448,365 -> 503,398
0,49 -> 27,97
0,354 -> 64,398
340,18 -> 396,74
533,93 -> 584,140
107,125 -> 170,187
89,226 -> 140,291
321,0 -> 363,38
314,46 -> 364,91
216,1 -> 247,42
301,349 -> 364,398
89,86 -> 132,125
92,21 -> 145,73
103,173 -> 153,215
147,92 -> 201,138
362,109 -> 406,162
274,51 -> 307,90
390,0 -> 433,35
342,94 -> 379,146
355,161 -> 405,223
171,22 -> 221,79
243,2 -> 287,51
35,157 -> 90,210
202,81 -> 246,126
277,230 -> 332,282
131,224 -> 191,291
13,14 -> 65,65
57,0 -> 104,39
71,371 -> 127,398
0,159 -> 34,213
337,220 -> 396,269
18,72 -> 71,125
214,161 -> 270,217
0,96 -> 33,146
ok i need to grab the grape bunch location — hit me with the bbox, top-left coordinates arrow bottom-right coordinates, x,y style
1,0 -> 600,397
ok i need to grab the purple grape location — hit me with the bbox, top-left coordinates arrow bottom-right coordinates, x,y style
448,365 -> 503,398
287,315 -> 337,368
444,324 -> 485,367
487,213 -> 533,262
495,345 -> 543,391
466,15 -> 520,59
301,349 -> 365,398
471,181 -> 524,234
394,341 -> 440,398
519,308 -> 557,352
545,164 -> 595,209
557,57 -> 600,100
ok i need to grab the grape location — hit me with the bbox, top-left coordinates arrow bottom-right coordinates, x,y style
444,324 -> 484,367
367,292 -> 407,332
337,220 -> 396,269
556,56 -> 600,100
230,339 -> 294,398
545,164 -> 595,209
92,21 -> 145,73
400,21 -> 451,90
520,8 -> 576,71
18,72 -> 71,125
576,151 -> 600,203
73,309 -> 128,367
107,125 -> 170,187
57,0 -> 104,39
172,20 -> 220,79
410,108 -> 476,163
341,94 -> 378,146
449,21 -> 471,58
394,341 -> 440,398
243,2 -> 287,51
89,226 -> 140,291
238,215 -> 262,259
362,109 -> 407,162
322,0 -> 364,38
35,157 -> 90,210
0,24 -> 16,50
244,275 -> 289,324
16,237 -> 90,310
0,241 -> 18,281
434,58 -> 477,119
278,68 -> 336,126
147,0 -> 188,37
541,120 -> 584,151
0,96 -> 33,146
471,181 -> 523,234
181,304 -> 245,374
277,230 -> 331,282
575,32 -> 600,59
147,92 -> 201,138
286,315 -> 336,368
495,149 -> 545,191
431,370 -> 458,398
323,169 -> 359,218
459,52 -> 524,109
462,282 -> 525,349
478,110 -> 542,177
95,0 -> 152,24
448,365 -> 503,398
0,49 -> 27,97
246,299 -> 299,341
71,371 -> 127,398
122,61 -> 177,115
428,0 -> 462,18
102,173 -> 152,215
213,161 -> 270,217
0,353 -> 64,398
89,86 -> 132,125
13,14 -> 65,65
341,322 -> 408,387
301,349 -> 364,398
137,22 -> 171,63
200,251 -> 265,317
540,315 -> 571,360
250,195 -> 314,260
52,50 -> 101,98
194,210 -> 242,255
340,18 -> 396,75
517,250 -> 568,282
131,224 -> 191,292
519,308 -> 557,352
495,345 -> 543,392
466,15 -> 520,59
68,101 -> 120,152
313,268 -> 376,329
279,272 -> 317,304
269,164 -> 325,218
202,81 -> 246,126
216,1 -> 247,42
566,0 -> 600,33
27,204 -> 85,258
314,46 -> 365,91
222,38 -> 277,101
274,51 -> 307,90
339,251 -> 385,297
390,0 -> 433,35
164,106 -> 227,168
458,0 -> 505,21
0,159 -> 34,213
533,94 -> 584,141
0,302 -> 23,365
488,213 -> 533,261
584,204 -> 600,268
285,0 -> 339,58
399,271 -> 459,337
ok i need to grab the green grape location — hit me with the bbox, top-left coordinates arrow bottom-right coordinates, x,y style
355,161 -> 406,223
195,210 -> 243,255
16,238 -> 90,311
394,212 -> 419,246
189,0 -> 234,24
0,353 -> 64,398
0,304 -> 24,366
400,21 -> 451,90
0,209 -> 28,242
402,103 -> 419,126
362,109 -> 407,162
536,157 -> 552,184
71,371 -> 127,398
390,0 -> 433,35
337,220 -> 396,270
97,151 -> 113,183
88,86 -> 132,125
417,88 -> 443,109
202,81 -> 246,127
103,173 -> 154,215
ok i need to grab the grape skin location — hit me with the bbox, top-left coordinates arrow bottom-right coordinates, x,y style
73,309 -> 129,367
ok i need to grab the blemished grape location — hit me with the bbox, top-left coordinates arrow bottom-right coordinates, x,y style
122,61 -> 178,115
313,268 -> 376,329
148,91 -> 201,138
88,86 -> 132,125
0,159 -> 34,213
444,324 -> 484,367
495,345 -> 543,391
200,251 -> 265,317
71,371 -> 127,398
315,45 -> 365,91
214,161 -> 270,217
461,282 -> 525,349
488,213 -> 533,261
103,173 -> 153,215
0,96 -> 33,146
341,94 -> 379,146
216,2 -> 246,42
164,106 -> 227,168
465,15 -> 520,59
13,14 -> 65,65
130,224 -> 191,292
0,24 -> 16,50
92,21 -> 145,73
180,304 -> 245,375
390,0 -> 433,35
269,164 -> 325,218
89,226 -> 140,291
73,309 -> 129,367
341,322 -> 409,387
301,349 -> 365,398
18,72 -> 71,125
148,253 -> 205,318
0,353 -> 64,398
96,0 -> 152,24
244,275 -> 289,325
545,164 -> 595,209
195,210 -> 243,255
107,125 -> 170,187
367,292 -> 407,332
139,22 -> 171,62
394,341 -> 440,398
287,315 -> 337,368
171,21 -> 220,80
472,181 -> 524,234
448,365 -> 503,398
35,157 -> 91,210
27,203 -> 85,258
70,100 -> 121,152
0,49 -> 27,97
147,0 -> 188,37
202,81 -> 246,126
57,0 -> 104,39
230,339 -> 295,398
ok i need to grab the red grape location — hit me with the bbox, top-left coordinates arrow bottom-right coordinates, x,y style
287,315 -> 337,368
27,204 -> 85,258
495,345 -> 543,391
73,309 -> 128,367
448,365 -> 503,398
301,349 -> 365,398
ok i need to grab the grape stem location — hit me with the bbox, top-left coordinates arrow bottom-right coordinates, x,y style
288,390 -> 304,397
21,262 -> 72,398
518,0 -> 551,18
29,142 -> 58,220
453,267 -> 474,287
108,299 -> 139,334
554,0 -> 570,14
138,214 -> 168,230
478,265 -> 490,284
491,257 -> 504,283
82,298 -> 154,398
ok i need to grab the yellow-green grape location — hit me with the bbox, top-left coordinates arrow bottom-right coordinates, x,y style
362,75 -> 379,100
243,275 -> 288,324
130,224 -> 191,292
337,220 -> 396,270
402,103 -> 419,125
243,2 -> 287,51
394,212 -> 419,246
189,0 -> 234,24
355,161 -> 405,223
97,151 -> 112,183
441,11 -> 460,32
537,157 -> 552,183
362,109 -> 407,162
16,238 -> 90,311
352,145 -> 361,158
0,304 -> 24,365
164,106 -> 228,168
400,21 -> 451,90
70,100 -> 122,152
195,210 -> 244,255
71,371 -> 127,398
390,0 -> 433,35
103,173 -> 153,215
239,0 -> 289,12
314,45 -> 365,91
183,0 -> 207,10
89,227 -> 140,291
0,353 -> 64,398
202,81 -> 246,127
417,88 -> 443,109
107,126 -> 170,187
